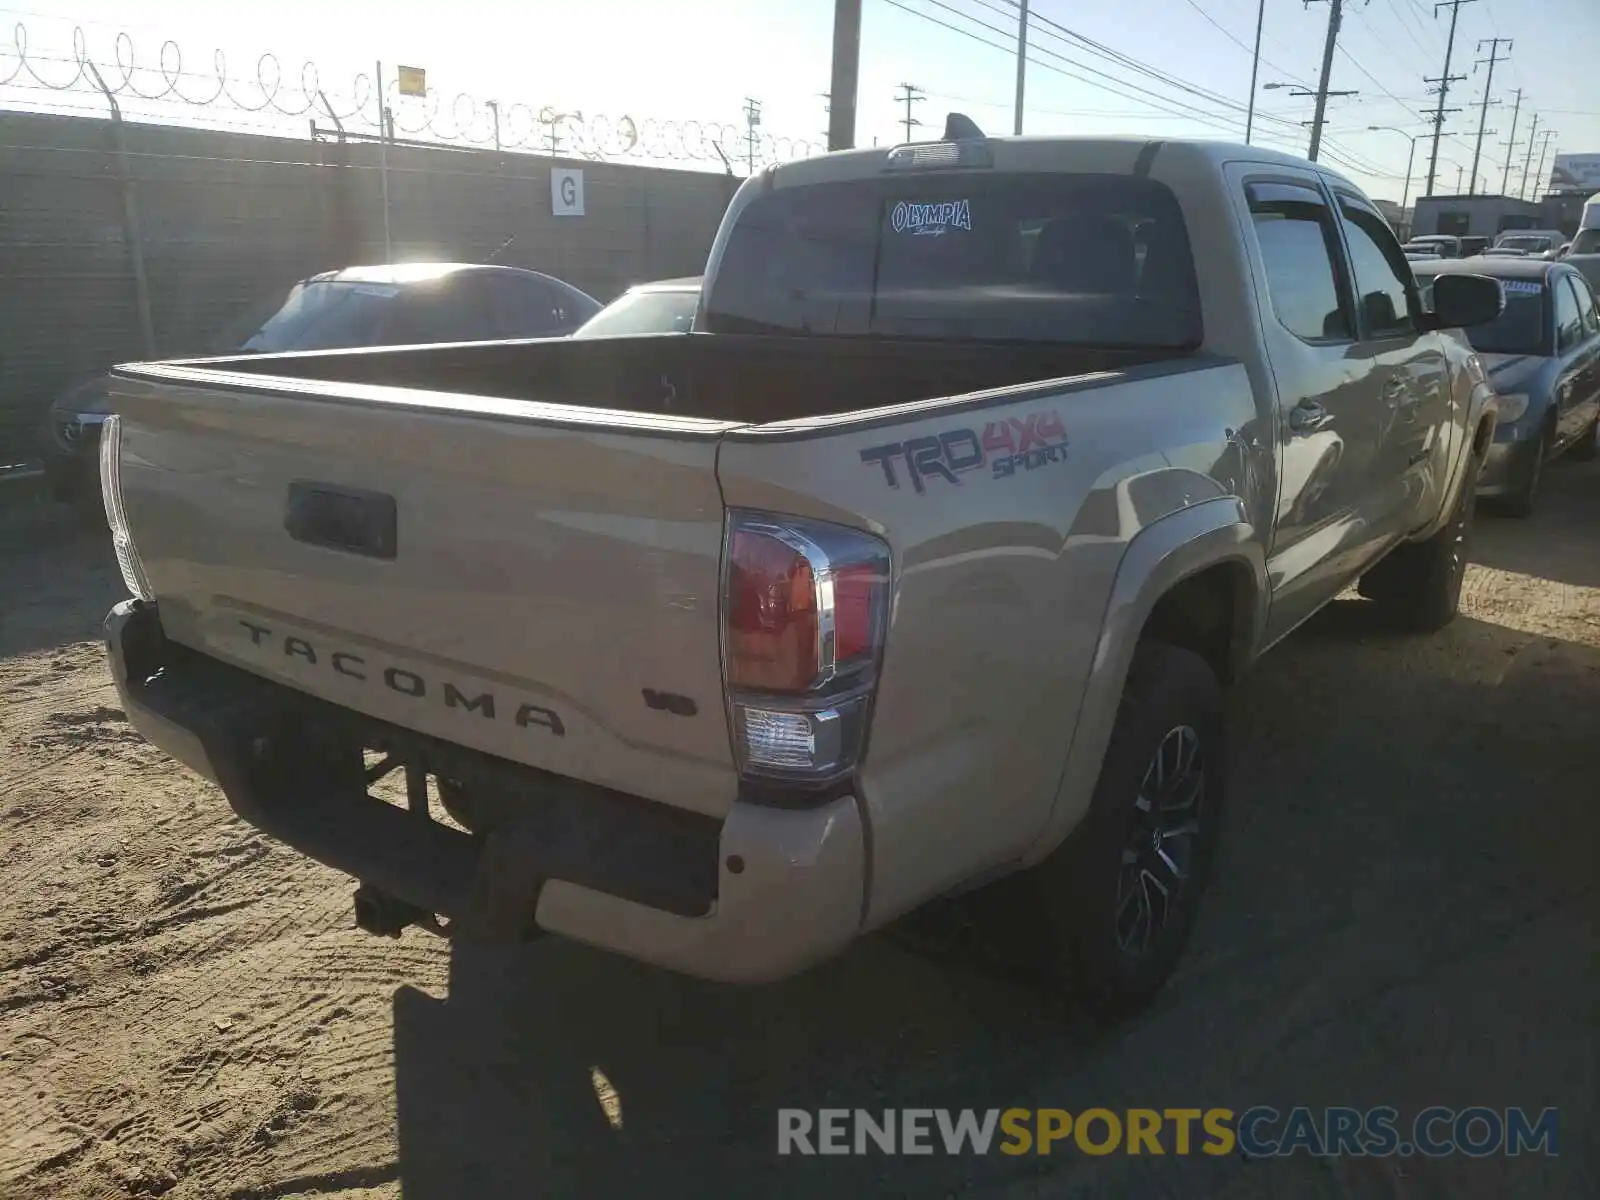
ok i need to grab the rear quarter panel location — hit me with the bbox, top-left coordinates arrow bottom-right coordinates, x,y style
717,360 -> 1262,928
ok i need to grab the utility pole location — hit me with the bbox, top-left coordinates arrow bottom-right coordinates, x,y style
1425,0 -> 1475,196
1499,87 -> 1522,194
827,0 -> 862,151
742,97 -> 762,176
1013,0 -> 1029,135
819,92 -> 832,145
1304,0 -> 1347,163
1245,0 -> 1266,144
895,82 -> 925,143
1519,113 -> 1539,200
1468,37 -> 1510,194
486,99 -> 501,154
1532,129 -> 1557,201
1285,78 -> 1360,156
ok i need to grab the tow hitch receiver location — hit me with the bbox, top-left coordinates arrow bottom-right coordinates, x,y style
353,884 -> 445,938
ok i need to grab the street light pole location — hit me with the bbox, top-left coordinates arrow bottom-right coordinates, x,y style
1369,126 -> 1424,215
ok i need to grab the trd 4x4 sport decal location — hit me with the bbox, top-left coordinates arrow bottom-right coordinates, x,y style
859,410 -> 1069,493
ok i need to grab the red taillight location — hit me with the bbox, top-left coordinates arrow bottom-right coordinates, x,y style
726,529 -> 819,692
831,563 -> 878,663
723,512 -> 891,786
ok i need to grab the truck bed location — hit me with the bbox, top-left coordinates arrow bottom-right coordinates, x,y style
107,331 -> 1214,830
160,332 -> 1194,425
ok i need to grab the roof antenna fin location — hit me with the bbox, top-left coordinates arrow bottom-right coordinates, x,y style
943,112 -> 986,141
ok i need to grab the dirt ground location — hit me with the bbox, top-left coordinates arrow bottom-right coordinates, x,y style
1,463 -> 1595,1200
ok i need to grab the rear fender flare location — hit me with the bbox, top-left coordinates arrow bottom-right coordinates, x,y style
1019,497 -> 1267,866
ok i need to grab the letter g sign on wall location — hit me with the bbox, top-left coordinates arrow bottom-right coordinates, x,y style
551,167 -> 586,217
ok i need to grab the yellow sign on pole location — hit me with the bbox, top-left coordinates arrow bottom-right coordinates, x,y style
397,65 -> 426,97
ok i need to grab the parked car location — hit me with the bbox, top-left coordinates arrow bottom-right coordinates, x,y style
1406,234 -> 1464,258
98,125 -> 1503,1017
1460,236 -> 1491,256
1491,230 -> 1568,261
570,277 -> 701,338
1414,256 -> 1600,514
1564,226 -> 1600,294
40,263 -> 600,513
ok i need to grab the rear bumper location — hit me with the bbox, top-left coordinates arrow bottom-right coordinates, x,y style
105,600 -> 865,983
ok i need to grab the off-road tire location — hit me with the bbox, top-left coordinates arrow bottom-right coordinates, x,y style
1018,641 -> 1226,1021
1358,464 -> 1478,632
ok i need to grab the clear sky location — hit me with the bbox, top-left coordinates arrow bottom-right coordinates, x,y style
3,0 -> 1597,204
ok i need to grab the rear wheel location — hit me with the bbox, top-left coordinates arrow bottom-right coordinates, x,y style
1358,464 -> 1477,632
1018,642 -> 1225,1020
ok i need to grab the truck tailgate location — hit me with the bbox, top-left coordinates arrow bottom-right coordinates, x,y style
110,369 -> 741,818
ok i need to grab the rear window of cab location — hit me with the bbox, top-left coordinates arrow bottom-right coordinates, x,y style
701,173 -> 1203,349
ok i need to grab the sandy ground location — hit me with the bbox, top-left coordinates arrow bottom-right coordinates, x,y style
0,463 -> 1595,1199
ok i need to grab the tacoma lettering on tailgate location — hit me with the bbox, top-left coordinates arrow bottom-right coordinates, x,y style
236,620 -> 566,735
859,410 -> 1069,493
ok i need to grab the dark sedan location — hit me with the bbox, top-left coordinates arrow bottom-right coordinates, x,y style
41,262 -> 600,512
1414,255 -> 1600,515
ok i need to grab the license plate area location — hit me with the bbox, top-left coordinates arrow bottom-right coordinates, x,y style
284,481 -> 397,559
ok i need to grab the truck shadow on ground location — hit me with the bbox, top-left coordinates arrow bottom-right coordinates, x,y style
390,605 -> 1598,1199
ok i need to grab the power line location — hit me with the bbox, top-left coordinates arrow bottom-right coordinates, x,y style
887,0 -> 1277,135
1424,0 -> 1475,197
879,0 -> 1395,180
1018,1 -> 1391,173
1173,0 -> 1306,86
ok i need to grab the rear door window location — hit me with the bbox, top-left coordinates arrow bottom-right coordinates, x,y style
1335,193 -> 1417,338
1566,274 -> 1598,337
702,173 -> 1202,347
1555,278 -> 1584,353
1245,180 -> 1353,342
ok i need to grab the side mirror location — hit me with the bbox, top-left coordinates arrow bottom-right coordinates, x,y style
1426,273 -> 1504,329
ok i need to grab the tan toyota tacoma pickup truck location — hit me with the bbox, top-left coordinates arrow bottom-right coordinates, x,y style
100,122 -> 1505,1015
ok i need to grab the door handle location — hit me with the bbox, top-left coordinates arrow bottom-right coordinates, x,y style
1288,400 -> 1333,433
1382,378 -> 1414,405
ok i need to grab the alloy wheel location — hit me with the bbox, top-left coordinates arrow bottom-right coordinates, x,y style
1116,724 -> 1204,956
